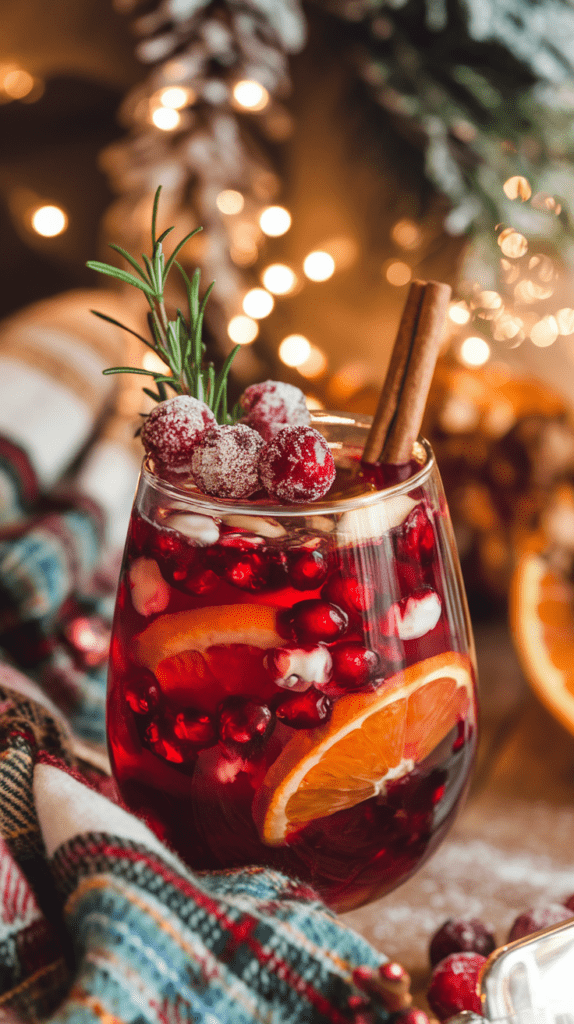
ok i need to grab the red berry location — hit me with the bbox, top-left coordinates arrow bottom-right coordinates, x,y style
275,689 -> 332,728
141,395 -> 216,471
288,599 -> 348,643
191,424 -> 264,498
172,709 -> 216,748
327,641 -> 381,690
321,571 -> 374,616
125,672 -> 162,715
218,697 -> 274,748
397,505 -> 436,564
429,918 -> 496,968
221,550 -> 272,591
266,644 -> 332,691
259,425 -> 336,503
427,952 -> 486,1020
144,717 -> 190,765
507,904 -> 572,942
239,379 -> 310,440
288,547 -> 329,590
393,1012 -> 430,1024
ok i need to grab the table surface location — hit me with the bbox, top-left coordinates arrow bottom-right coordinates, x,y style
342,617 -> 574,1009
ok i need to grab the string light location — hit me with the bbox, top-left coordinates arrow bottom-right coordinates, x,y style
259,206 -> 291,237
228,315 -> 259,345
278,334 -> 312,367
158,86 -> 191,109
216,190 -> 244,215
242,288 -> 274,319
31,205 -> 68,237
459,336 -> 491,367
448,302 -> 471,325
151,107 -> 181,131
233,80 -> 269,111
262,264 -> 297,295
303,251 -> 335,282
297,344 -> 328,379
385,260 -> 411,286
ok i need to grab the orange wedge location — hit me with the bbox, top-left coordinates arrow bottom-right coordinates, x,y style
510,551 -> 574,735
253,651 -> 474,846
134,603 -> 282,674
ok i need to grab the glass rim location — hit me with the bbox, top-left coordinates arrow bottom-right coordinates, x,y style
140,410 -> 436,519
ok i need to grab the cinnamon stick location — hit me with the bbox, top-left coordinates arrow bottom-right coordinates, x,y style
362,279 -> 451,465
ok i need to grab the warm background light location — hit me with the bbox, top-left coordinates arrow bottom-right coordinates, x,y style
242,288 -> 274,319
216,190 -> 244,215
259,206 -> 291,237
303,251 -> 335,282
262,264 -> 297,294
3,67 -> 35,100
158,86 -> 190,109
31,205 -> 68,237
227,315 -> 259,344
151,106 -> 180,131
391,218 -> 423,250
448,302 -> 471,325
460,336 -> 491,366
385,260 -> 412,286
297,344 -> 328,379
278,334 -> 312,367
233,80 -> 269,111
142,351 -> 170,374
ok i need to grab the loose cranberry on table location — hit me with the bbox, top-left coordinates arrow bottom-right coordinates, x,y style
258,424 -> 336,503
427,951 -> 486,1020
191,423 -> 264,498
141,394 -> 216,471
429,918 -> 496,968
507,903 -> 573,942
239,379 -> 311,440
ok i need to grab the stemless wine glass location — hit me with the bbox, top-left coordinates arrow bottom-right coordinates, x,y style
107,410 -> 478,912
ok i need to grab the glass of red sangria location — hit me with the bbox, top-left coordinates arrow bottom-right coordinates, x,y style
90,194 -> 477,911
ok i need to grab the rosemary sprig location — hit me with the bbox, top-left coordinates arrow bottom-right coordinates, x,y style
87,186 -> 240,420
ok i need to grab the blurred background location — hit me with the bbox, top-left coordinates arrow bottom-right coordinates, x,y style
4,0 -> 574,610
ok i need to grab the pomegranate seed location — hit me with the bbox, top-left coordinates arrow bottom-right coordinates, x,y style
321,571 -> 374,615
125,673 -> 162,715
275,688 -> 332,728
507,904 -> 572,942
397,505 -> 436,564
288,599 -> 348,643
328,641 -> 381,689
427,951 -> 486,1019
266,644 -> 332,691
218,697 -> 274,748
172,709 -> 216,748
288,547 -> 329,590
429,918 -> 496,968
144,718 -> 186,764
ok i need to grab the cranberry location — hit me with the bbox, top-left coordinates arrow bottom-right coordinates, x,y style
220,550 -> 272,591
144,718 -> 187,764
275,689 -> 332,728
266,644 -> 332,691
130,512 -> 151,554
218,697 -> 274,749
125,672 -> 162,715
141,395 -> 216,471
327,641 -> 381,689
427,952 -> 486,1020
239,379 -> 310,440
172,709 -> 216,748
259,425 -> 336,503
429,918 -> 496,968
397,505 -> 436,564
288,547 -> 329,590
321,571 -> 374,616
191,424 -> 264,498
507,904 -> 572,942
287,599 -> 348,643
181,567 -> 220,596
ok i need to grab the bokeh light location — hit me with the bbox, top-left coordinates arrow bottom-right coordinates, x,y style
448,302 -> 471,325
233,80 -> 269,111
278,334 -> 312,367
262,264 -> 297,295
216,190 -> 244,215
242,288 -> 274,319
385,260 -> 412,286
297,344 -> 328,379
303,251 -> 335,282
503,176 -> 532,201
459,336 -> 491,367
158,86 -> 190,109
259,206 -> 291,237
151,106 -> 181,131
391,219 -> 423,250
228,315 -> 259,345
530,316 -> 559,348
3,67 -> 35,100
31,205 -> 68,237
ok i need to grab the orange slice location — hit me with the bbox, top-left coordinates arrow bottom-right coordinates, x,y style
253,651 -> 474,846
134,603 -> 282,674
510,551 -> 574,735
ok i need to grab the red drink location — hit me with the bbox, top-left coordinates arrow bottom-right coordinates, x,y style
107,413 -> 477,911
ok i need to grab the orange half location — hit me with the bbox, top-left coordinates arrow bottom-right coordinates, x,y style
253,651 -> 474,846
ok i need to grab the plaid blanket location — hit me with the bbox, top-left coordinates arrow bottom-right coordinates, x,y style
0,437 -> 402,1024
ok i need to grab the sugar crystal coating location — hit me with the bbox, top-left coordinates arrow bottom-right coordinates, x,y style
240,379 -> 311,441
191,424 -> 264,498
141,395 -> 216,470
259,425 -> 336,503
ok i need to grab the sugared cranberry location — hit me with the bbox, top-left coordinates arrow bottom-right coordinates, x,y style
218,697 -> 274,749
191,424 -> 264,498
239,379 -> 311,441
427,952 -> 486,1020
259,425 -> 336,504
266,644 -> 332,691
125,672 -> 162,715
507,904 -> 573,942
141,395 -> 216,471
321,571 -> 374,616
397,505 -> 436,564
287,599 -> 348,643
380,588 -> 442,640
275,689 -> 332,728
429,918 -> 496,968
288,547 -> 329,590
327,641 -> 381,690
172,709 -> 216,748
